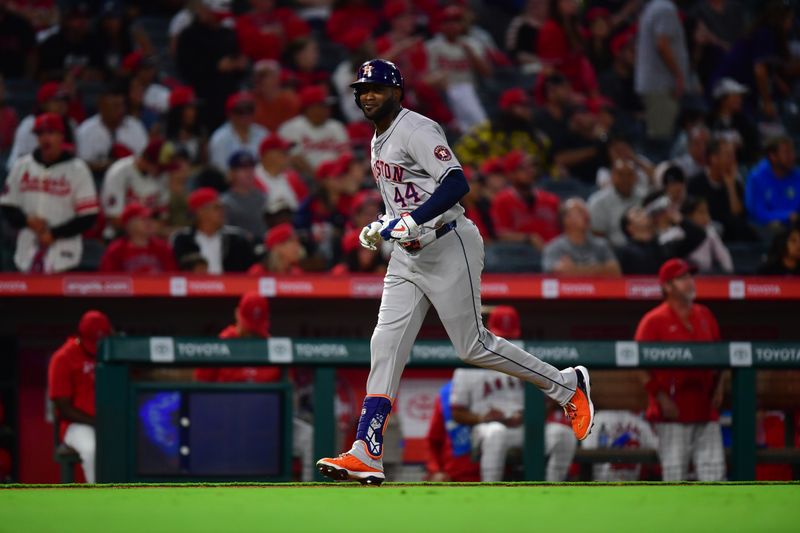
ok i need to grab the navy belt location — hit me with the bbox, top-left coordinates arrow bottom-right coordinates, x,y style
399,220 -> 457,251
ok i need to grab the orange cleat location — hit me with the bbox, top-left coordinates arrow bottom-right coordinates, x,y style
316,441 -> 385,486
563,366 -> 594,441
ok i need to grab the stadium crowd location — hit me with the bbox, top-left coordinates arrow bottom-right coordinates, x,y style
1,0 -> 800,276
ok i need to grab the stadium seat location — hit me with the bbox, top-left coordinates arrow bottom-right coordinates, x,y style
728,241 -> 767,275
4,79 -> 38,118
540,176 -> 595,201
484,241 -> 542,273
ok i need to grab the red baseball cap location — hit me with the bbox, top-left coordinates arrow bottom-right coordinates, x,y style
259,133 -> 292,155
339,27 -> 372,52
225,91 -> 255,114
479,156 -> 505,175
299,85 -> 334,109
188,187 -> 220,211
503,149 -> 528,173
658,258 -> 698,284
33,113 -> 65,135
351,189 -> 381,213
610,28 -> 635,57
499,88 -> 529,111
586,6 -> 610,23
440,4 -> 464,22
383,0 -> 411,19
265,222 -> 296,249
315,158 -> 345,181
236,291 -> 269,337
120,202 -> 152,226
36,82 -> 68,105
169,86 -> 198,109
487,306 -> 521,339
78,310 -> 113,356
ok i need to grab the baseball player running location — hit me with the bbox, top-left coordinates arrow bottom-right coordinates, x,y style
316,60 -> 593,485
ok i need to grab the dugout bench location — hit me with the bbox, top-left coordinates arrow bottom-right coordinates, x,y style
95,338 -> 800,483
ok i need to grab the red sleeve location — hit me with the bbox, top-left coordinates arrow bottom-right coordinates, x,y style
490,192 -> 515,234
48,346 -> 73,400
98,240 -> 123,272
536,21 -> 568,63
425,398 -> 447,475
287,171 -> 309,202
155,238 -> 178,272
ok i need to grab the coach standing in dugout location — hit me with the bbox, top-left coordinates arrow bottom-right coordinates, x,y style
48,311 -> 114,484
634,258 -> 726,481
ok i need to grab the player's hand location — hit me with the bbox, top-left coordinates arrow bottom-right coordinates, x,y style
380,213 -> 420,242
657,392 -> 679,421
27,216 -> 47,234
481,408 -> 505,424
359,221 -> 384,250
38,230 -> 54,247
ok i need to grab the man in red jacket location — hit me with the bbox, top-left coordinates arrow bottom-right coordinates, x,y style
194,291 -> 313,480
634,258 -> 726,481
48,310 -> 114,483
99,203 -> 177,273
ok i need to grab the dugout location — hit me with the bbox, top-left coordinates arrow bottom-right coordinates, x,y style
1,273 -> 800,483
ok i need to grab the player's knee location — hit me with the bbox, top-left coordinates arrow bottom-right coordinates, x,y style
481,422 -> 509,444
455,337 -> 486,364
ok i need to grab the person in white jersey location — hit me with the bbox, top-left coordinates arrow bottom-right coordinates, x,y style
316,59 -> 594,485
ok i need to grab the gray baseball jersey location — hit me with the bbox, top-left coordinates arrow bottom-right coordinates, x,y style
364,108 -> 578,409
450,368 -> 523,418
370,109 -> 463,233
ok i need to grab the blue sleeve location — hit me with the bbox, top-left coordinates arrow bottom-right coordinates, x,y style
745,170 -> 773,224
409,169 -> 470,225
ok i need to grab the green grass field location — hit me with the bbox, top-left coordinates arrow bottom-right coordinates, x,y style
1,483 -> 798,533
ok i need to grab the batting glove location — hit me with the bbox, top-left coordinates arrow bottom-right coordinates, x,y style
359,220 -> 384,251
380,212 -> 420,242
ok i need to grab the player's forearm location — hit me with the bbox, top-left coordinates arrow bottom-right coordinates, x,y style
410,169 -> 469,225
50,214 -> 97,239
54,401 -> 95,426
0,205 -> 28,229
451,407 -> 483,426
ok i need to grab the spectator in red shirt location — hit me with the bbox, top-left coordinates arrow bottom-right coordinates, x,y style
326,0 -> 381,48
236,0 -> 311,62
252,60 -> 300,132
634,258 -> 726,481
536,0 -> 598,95
248,222 -> 306,275
100,203 -> 177,273
285,36 -> 329,92
490,149 -> 561,250
331,189 -> 388,275
195,292 -> 278,383
48,310 -> 114,483
194,291 -> 314,480
294,157 -> 354,265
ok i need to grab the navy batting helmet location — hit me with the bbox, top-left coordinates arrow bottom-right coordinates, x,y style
350,59 -> 404,107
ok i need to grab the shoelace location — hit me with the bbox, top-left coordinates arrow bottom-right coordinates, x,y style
563,402 -> 577,420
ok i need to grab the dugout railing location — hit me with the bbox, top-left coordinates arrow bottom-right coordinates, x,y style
96,337 -> 800,482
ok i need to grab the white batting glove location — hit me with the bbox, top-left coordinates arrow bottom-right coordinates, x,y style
380,212 -> 420,242
359,220 -> 384,250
